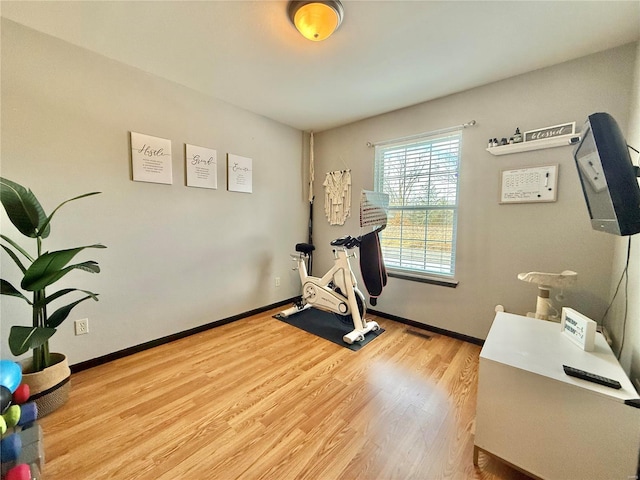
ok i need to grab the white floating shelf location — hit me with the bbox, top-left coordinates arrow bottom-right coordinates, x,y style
487,133 -> 582,156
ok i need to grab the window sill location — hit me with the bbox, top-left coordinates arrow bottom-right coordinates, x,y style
387,271 -> 459,288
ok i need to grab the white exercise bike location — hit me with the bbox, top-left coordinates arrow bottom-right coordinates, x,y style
278,235 -> 380,344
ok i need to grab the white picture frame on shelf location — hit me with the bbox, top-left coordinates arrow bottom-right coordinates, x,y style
130,132 -> 173,185
524,122 -> 575,142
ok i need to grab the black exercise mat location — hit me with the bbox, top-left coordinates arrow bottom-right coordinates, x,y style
274,308 -> 384,351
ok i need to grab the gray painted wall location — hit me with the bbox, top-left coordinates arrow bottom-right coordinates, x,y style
614,41 -> 640,388
311,43 -> 637,341
0,20 -> 308,365
2,19 -> 638,386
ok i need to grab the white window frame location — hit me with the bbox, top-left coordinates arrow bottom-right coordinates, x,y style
374,129 -> 462,285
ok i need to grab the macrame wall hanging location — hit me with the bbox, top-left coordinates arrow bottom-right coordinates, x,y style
323,169 -> 351,225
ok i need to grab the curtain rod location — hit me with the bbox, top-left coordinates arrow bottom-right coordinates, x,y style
366,120 -> 476,148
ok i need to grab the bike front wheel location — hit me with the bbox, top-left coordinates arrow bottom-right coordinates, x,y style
333,287 -> 366,326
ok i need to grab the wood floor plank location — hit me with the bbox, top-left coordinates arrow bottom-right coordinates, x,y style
38,308 -> 529,479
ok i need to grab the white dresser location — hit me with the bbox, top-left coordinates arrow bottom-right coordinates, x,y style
475,312 -> 640,479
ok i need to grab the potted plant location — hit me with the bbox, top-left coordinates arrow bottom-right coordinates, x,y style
0,177 -> 105,416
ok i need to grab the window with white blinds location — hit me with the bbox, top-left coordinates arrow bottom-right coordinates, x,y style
374,130 -> 461,279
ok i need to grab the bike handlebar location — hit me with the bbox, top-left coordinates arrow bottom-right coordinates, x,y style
330,236 -> 360,249
299,225 -> 386,252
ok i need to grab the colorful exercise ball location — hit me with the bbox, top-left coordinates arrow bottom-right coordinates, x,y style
0,385 -> 11,414
3,405 -> 21,428
0,361 -> 22,393
12,384 -> 30,405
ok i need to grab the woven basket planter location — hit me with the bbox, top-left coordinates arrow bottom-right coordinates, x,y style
21,353 -> 71,418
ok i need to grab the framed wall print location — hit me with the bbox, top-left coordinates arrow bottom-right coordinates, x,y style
130,132 -> 173,184
500,164 -> 558,204
227,153 -> 253,193
186,144 -> 217,189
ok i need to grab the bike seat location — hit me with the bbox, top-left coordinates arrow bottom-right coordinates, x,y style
295,243 -> 315,254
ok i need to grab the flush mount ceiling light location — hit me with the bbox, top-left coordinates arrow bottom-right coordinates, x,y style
288,1 -> 344,42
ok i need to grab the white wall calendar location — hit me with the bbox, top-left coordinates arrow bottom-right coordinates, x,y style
500,164 -> 558,204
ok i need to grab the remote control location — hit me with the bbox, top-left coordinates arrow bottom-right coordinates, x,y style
625,398 -> 640,409
563,365 -> 621,389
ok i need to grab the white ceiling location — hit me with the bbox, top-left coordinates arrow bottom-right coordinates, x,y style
2,1 -> 639,132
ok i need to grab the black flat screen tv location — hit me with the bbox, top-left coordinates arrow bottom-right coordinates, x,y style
573,112 -> 640,236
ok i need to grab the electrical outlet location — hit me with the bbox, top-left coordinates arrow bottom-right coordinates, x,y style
74,318 -> 89,335
275,277 -> 281,287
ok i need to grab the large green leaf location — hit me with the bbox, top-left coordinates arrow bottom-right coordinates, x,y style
38,192 -> 101,237
9,325 -> 56,356
0,279 -> 31,303
0,234 -> 34,263
0,177 -> 49,238
34,288 -> 99,308
47,294 -> 99,328
1,244 -> 28,274
21,245 -> 106,291
0,178 -> 101,241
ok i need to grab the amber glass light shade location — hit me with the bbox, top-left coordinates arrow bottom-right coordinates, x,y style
289,1 -> 343,42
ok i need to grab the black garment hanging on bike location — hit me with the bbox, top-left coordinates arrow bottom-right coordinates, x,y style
358,230 -> 387,306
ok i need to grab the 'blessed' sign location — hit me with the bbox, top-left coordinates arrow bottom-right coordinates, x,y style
524,122 -> 575,142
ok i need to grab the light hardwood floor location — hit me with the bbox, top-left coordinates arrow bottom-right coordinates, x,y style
40,309 -> 530,479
